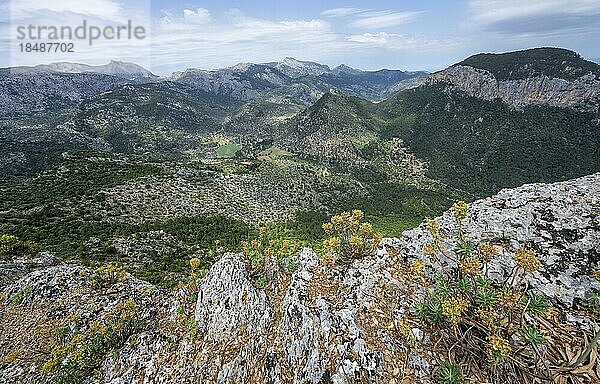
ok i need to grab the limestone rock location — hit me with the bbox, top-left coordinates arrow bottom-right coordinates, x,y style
428,65 -> 600,112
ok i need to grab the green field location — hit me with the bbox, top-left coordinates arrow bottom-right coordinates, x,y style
216,144 -> 243,158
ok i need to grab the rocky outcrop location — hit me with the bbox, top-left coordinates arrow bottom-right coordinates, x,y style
427,65 -> 600,112
1,173 -> 599,383
402,172 -> 600,309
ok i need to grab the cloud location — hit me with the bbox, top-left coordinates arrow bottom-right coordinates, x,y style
0,3 -> 463,75
161,8 -> 212,29
8,0 -> 124,21
347,32 -> 462,51
321,7 -> 423,29
321,8 -> 367,17
467,0 -> 600,36
4,0 -> 152,69
151,9 -> 344,72
349,10 -> 424,29
183,8 -> 211,24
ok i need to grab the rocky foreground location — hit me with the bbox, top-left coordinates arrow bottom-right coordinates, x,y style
1,174 -> 599,384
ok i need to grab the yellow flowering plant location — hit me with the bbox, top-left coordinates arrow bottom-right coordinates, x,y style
88,264 -> 126,289
414,201 -> 552,377
42,299 -> 142,383
321,210 -> 382,265
242,226 -> 301,288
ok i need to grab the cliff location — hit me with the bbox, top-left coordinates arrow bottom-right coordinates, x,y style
427,65 -> 600,112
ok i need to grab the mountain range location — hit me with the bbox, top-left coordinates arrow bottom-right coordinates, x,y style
0,46 -> 599,278
1,47 -> 600,384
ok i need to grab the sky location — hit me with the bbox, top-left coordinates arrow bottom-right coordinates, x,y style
1,0 -> 600,75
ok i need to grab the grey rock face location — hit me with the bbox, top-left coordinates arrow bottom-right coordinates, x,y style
34,61 -> 158,80
428,65 -> 600,112
400,172 -> 600,308
0,251 -> 61,290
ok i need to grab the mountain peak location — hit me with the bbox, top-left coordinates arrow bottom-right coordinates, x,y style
332,64 -> 363,75
35,61 -> 157,80
455,47 -> 600,81
264,57 -> 330,78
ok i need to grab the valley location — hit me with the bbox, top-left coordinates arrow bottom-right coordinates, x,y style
1,48 -> 599,288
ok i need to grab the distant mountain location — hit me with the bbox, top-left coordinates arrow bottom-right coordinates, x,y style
170,63 -> 296,101
378,48 -> 600,194
263,57 -> 330,78
0,69 -> 129,116
429,47 -> 600,112
273,48 -> 600,195
377,83 -> 600,195
4,49 -> 598,197
69,82 -> 240,155
0,61 -> 158,116
331,64 -> 364,75
35,60 -> 158,80
455,48 -> 600,81
0,58 -> 425,117
170,58 -> 427,103
277,91 -> 380,162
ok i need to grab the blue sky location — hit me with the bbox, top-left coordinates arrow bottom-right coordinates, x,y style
2,0 -> 600,75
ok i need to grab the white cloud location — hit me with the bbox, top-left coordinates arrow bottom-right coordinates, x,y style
467,0 -> 600,36
0,3 -> 464,75
321,7 -> 423,29
349,10 -> 424,29
150,9 -> 344,72
321,8 -> 367,17
347,32 -> 462,51
5,0 -> 152,69
8,0 -> 124,21
183,8 -> 211,24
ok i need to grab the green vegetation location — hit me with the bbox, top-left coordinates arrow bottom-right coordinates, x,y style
457,47 -> 600,81
337,182 -> 463,234
378,84 -> 600,195
589,292 -> 600,318
242,227 -> 301,287
0,234 -> 40,259
257,146 -> 294,160
412,202 -> 553,379
11,285 -> 33,304
41,300 -> 143,384
0,152 -> 161,210
320,210 -> 381,265
216,144 -> 243,158
435,362 -> 464,384
87,264 -> 127,289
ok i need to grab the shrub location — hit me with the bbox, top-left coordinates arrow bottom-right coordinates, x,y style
321,210 -> 382,265
0,234 -> 40,259
242,227 -> 300,287
413,201 -> 551,376
41,300 -> 142,384
11,285 -> 33,304
88,264 -> 126,289
436,362 -> 464,384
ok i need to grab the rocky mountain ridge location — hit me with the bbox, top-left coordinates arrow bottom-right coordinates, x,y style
1,173 -> 599,383
427,65 -> 600,112
427,48 -> 600,112
169,59 -> 427,103
0,60 -> 159,117
33,60 -> 158,80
